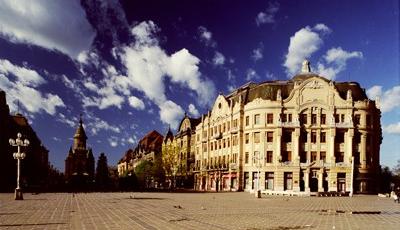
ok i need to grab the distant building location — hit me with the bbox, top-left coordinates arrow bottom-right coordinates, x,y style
65,116 -> 95,190
118,130 -> 163,177
193,61 -> 381,194
162,114 -> 200,188
0,90 -> 49,192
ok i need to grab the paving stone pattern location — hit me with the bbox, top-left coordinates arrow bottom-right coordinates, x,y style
0,192 -> 399,229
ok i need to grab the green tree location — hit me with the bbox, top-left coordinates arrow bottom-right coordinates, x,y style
135,160 -> 154,189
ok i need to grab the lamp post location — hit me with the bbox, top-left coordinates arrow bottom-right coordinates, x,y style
9,133 -> 29,200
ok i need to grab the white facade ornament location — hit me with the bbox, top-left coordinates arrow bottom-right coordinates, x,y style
277,89 -> 282,101
301,60 -> 311,73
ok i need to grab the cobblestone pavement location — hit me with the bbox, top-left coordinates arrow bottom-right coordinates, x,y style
0,192 -> 399,230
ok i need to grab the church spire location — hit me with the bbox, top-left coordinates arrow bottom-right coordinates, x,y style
73,114 -> 87,151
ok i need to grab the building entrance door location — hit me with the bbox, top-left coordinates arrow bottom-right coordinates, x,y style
337,179 -> 346,192
309,171 -> 318,192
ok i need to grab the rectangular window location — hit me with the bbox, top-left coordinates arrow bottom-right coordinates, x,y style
253,151 -> 259,164
341,114 -> 345,122
266,151 -> 273,163
267,113 -> 273,124
227,138 -> 230,147
227,121 -> 230,131
245,152 -> 249,164
284,172 -> 293,190
266,132 -> 273,142
254,114 -> 260,125
335,114 -> 340,123
320,132 -> 326,143
223,139 -> 226,148
244,172 -> 249,189
301,114 -> 307,125
245,116 -> 250,126
320,151 -> 326,163
311,151 -> 317,162
311,114 -> 317,125
282,151 -> 292,162
321,114 -> 326,125
283,130 -> 292,142
281,113 -> 287,122
252,172 -> 258,189
254,132 -> 260,143
354,114 -> 360,125
233,119 -> 238,128
300,151 -> 307,163
311,131 -> 317,143
233,135 -> 238,146
335,131 -> 345,143
245,133 -> 250,144
336,152 -> 344,163
354,152 -> 360,164
288,114 -> 292,122
301,130 -> 307,142
265,172 -> 274,190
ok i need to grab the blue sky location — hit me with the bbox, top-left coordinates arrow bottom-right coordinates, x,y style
0,0 -> 398,170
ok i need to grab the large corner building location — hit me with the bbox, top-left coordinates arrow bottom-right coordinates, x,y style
193,61 -> 381,194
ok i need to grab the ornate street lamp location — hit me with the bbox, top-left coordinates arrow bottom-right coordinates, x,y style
9,133 -> 29,200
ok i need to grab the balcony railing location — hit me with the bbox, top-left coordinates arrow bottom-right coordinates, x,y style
230,127 -> 239,133
333,121 -> 353,128
278,121 -> 300,127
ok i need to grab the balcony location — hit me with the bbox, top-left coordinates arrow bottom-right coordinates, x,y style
278,121 -> 300,127
334,121 -> 353,128
230,126 -> 239,134
213,132 -> 223,139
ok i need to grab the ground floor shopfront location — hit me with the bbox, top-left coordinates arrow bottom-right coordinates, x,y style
193,165 -> 376,194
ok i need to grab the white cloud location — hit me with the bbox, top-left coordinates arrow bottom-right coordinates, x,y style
0,59 -> 65,115
128,96 -> 145,110
255,2 -> 279,26
131,20 -> 159,46
384,122 -> 400,135
0,59 -> 45,86
317,47 -> 363,80
246,68 -> 259,81
212,52 -> 225,66
198,26 -> 216,47
367,85 -> 400,113
314,23 -> 332,33
57,113 -> 76,128
188,103 -> 199,117
283,25 -> 327,76
159,100 -> 184,129
118,21 -> 216,125
0,0 -> 95,59
108,136 -> 118,147
87,116 -> 121,135
324,47 -> 363,65
252,47 -> 263,61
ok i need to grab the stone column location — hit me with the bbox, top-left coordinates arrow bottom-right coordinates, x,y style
307,132 -> 311,163
276,129 -> 282,163
346,129 -> 354,165
318,168 -> 324,192
293,128 -> 300,164
305,168 -> 310,193
329,128 -> 336,164
360,132 -> 367,169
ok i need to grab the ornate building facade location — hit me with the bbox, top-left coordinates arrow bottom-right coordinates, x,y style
193,61 -> 381,194
161,115 -> 200,188
0,90 -> 50,192
65,117 -> 95,189
117,130 -> 163,177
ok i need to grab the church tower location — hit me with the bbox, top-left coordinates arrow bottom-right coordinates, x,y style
65,116 -> 95,190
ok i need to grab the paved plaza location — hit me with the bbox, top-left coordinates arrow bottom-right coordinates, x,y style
0,192 -> 399,230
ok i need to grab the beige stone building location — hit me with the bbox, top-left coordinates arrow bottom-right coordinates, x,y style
162,114 -> 200,188
193,61 -> 381,194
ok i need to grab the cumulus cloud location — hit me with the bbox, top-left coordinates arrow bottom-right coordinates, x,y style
367,85 -> 400,113
0,0 -> 95,59
383,122 -> 400,135
314,23 -> 332,33
128,96 -> 145,110
316,47 -> 363,80
108,136 -> 119,147
117,21 -> 216,127
213,52 -> 225,66
283,24 -> 327,75
0,59 -> 65,115
255,2 -> 279,26
188,103 -> 200,117
159,100 -> 185,129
